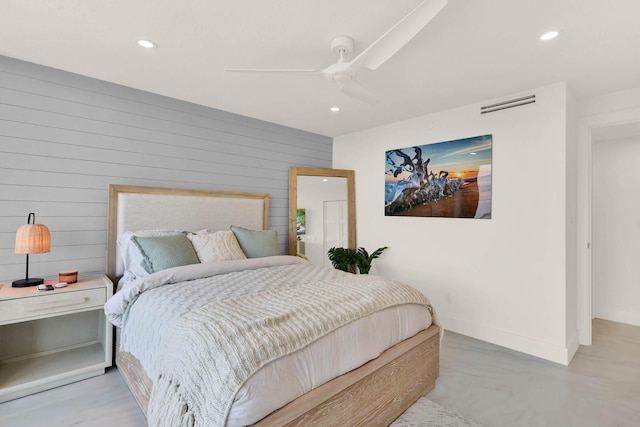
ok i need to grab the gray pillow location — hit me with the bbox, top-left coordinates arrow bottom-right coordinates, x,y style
132,234 -> 200,273
230,226 -> 279,258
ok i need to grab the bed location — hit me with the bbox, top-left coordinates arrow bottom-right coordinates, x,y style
105,184 -> 440,427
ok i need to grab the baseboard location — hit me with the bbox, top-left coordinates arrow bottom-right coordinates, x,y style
566,331 -> 580,363
593,309 -> 640,327
440,315 -> 573,365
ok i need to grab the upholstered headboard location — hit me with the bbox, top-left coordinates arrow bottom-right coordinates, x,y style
106,185 -> 269,283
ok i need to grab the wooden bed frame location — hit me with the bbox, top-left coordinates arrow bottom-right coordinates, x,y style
107,184 -> 439,426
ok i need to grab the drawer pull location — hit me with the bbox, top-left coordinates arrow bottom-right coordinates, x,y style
25,297 -> 88,311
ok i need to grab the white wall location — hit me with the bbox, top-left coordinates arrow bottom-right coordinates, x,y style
335,83 -> 576,364
297,176 -> 347,267
565,91 -> 579,359
592,136 -> 640,326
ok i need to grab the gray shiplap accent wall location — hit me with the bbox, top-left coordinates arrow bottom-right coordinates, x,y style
0,56 -> 332,282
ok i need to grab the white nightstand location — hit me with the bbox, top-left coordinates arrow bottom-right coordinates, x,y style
0,274 -> 113,403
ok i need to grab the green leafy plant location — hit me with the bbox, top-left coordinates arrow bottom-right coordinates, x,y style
327,246 -> 388,274
355,246 -> 389,274
327,247 -> 358,273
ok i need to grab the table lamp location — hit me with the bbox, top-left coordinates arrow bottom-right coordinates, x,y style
13,212 -> 51,288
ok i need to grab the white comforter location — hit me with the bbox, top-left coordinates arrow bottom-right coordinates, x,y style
104,256 -> 436,426
105,256 -> 309,328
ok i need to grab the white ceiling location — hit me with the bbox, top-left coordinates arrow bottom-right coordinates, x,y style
1,0 -> 639,137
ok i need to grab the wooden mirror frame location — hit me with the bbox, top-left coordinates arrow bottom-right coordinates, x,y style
288,167 -> 356,256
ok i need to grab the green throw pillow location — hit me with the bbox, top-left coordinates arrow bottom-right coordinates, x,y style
230,226 -> 279,258
132,234 -> 200,273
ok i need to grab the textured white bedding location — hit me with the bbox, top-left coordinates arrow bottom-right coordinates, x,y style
106,257 -> 434,426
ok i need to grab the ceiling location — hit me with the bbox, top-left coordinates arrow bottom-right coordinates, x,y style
1,0 -> 639,137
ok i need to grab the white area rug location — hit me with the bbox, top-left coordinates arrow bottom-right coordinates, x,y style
391,397 -> 484,427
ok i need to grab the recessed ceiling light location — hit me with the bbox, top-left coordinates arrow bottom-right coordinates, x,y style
322,178 -> 328,182
330,106 -> 340,112
540,31 -> 559,41
137,39 -> 157,49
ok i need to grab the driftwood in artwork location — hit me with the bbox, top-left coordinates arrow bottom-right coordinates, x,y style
385,147 -> 463,215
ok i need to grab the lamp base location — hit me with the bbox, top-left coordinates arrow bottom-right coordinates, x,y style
12,278 -> 44,288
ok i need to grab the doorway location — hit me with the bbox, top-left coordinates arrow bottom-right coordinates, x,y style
323,200 -> 348,268
591,124 -> 640,327
579,118 -> 640,345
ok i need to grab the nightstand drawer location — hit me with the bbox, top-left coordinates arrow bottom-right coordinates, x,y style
0,288 -> 106,323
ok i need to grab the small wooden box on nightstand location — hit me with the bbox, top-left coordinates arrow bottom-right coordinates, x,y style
0,274 -> 113,403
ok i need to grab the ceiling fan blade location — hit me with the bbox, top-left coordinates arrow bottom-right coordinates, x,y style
224,68 -> 322,75
348,0 -> 447,71
339,81 -> 378,105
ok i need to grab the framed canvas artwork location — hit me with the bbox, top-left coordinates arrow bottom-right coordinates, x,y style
385,134 -> 492,219
296,208 -> 306,235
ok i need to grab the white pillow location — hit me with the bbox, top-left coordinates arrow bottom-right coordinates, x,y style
187,231 -> 247,262
117,229 -> 185,280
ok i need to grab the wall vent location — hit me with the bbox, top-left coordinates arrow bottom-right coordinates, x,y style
480,94 -> 536,115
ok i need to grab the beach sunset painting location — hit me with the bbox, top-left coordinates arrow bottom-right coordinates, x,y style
385,134 -> 492,219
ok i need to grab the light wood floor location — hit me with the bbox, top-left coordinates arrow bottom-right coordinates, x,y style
429,319 -> 640,427
1,319 -> 638,427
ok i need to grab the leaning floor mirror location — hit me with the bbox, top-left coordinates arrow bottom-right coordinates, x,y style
288,167 -> 356,267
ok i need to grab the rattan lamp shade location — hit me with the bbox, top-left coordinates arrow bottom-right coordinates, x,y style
12,213 -> 50,287
15,223 -> 50,254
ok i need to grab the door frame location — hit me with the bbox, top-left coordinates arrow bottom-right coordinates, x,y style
577,110 -> 640,345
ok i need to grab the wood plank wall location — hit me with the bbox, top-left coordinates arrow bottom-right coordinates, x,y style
0,56 -> 332,282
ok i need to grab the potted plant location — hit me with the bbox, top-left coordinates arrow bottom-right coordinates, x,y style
327,246 -> 388,274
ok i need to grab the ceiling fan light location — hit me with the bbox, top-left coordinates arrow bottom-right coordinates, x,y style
331,73 -> 352,83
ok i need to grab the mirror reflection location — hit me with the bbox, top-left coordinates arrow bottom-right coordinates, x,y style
296,176 -> 348,267
288,167 -> 355,266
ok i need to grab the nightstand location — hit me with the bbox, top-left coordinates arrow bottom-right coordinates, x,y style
0,274 -> 113,402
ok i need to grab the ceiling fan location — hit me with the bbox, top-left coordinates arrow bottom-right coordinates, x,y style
224,0 -> 448,105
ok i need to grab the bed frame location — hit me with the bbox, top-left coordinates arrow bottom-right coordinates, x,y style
107,184 -> 439,426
